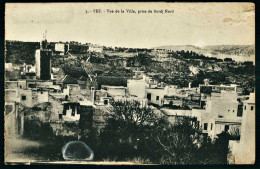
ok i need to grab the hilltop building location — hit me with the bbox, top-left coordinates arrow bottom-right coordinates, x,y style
89,44 -> 103,53
54,43 -> 69,55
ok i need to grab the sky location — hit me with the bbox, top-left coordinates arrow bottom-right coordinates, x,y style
5,3 -> 255,48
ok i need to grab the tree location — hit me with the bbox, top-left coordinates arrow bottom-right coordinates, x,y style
94,100 -> 230,164
128,54 -> 153,67
96,100 -> 158,161
224,58 -> 233,62
108,100 -> 156,127
150,116 -> 230,164
151,116 -> 203,164
197,70 -> 206,84
229,127 -> 240,140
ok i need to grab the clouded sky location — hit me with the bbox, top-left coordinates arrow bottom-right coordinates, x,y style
5,3 -> 255,48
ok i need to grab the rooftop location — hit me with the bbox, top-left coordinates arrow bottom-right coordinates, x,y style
161,108 -> 192,116
215,118 -> 242,125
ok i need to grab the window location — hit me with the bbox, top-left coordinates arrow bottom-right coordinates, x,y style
237,105 -> 243,117
233,110 -> 235,112
228,110 -> 230,112
225,125 -> 229,132
204,123 -> 208,130
197,121 -> 200,128
21,95 -> 26,100
147,93 -> 151,101
28,84 -> 36,88
104,99 -> 108,105
211,123 -> 213,130
65,95 -> 68,101
244,105 -> 246,110
251,106 -> 254,111
156,96 -> 159,101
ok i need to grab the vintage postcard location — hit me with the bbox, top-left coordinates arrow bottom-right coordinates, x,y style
5,2 -> 255,165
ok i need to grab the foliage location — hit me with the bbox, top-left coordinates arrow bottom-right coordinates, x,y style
151,116 -> 201,164
151,117 -> 230,164
175,50 -> 223,62
89,56 -> 106,64
95,100 -> 157,160
127,53 -> 153,67
6,41 -> 40,64
96,76 -> 128,88
229,127 -> 240,140
90,100 -> 230,164
23,117 -> 54,140
61,64 -> 89,79
224,58 -> 233,62
108,101 -> 157,126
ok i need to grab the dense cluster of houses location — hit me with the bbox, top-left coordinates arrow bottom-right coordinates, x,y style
5,39 -> 255,164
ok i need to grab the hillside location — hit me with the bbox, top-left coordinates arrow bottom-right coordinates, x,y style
154,45 -> 205,54
154,45 -> 255,58
202,45 -> 255,57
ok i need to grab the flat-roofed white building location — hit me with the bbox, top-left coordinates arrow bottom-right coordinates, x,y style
191,108 -> 242,139
113,95 -> 148,107
101,85 -> 126,97
89,44 -> 103,53
54,43 -> 69,55
127,79 -> 147,99
205,91 -> 239,119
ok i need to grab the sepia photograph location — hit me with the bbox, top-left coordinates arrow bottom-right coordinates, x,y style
4,2 -> 255,165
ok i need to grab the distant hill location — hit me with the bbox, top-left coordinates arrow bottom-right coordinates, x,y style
154,45 -> 255,58
154,45 -> 205,54
202,45 -> 255,57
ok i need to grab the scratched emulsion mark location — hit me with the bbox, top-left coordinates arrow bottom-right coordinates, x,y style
62,141 -> 94,161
